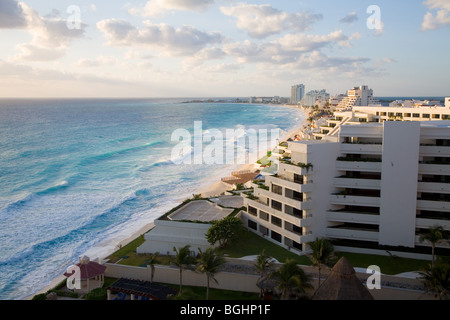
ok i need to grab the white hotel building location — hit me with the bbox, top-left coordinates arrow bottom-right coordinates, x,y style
241,119 -> 450,257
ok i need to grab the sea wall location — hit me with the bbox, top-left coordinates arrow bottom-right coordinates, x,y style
104,262 -> 260,293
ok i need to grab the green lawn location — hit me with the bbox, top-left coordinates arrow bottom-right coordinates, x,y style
217,229 -> 311,265
107,224 -> 431,276
106,234 -> 147,263
335,252 -> 430,275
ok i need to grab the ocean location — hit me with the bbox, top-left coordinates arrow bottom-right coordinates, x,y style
0,98 -> 305,300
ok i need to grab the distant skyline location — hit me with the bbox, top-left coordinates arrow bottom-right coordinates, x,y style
0,0 -> 449,98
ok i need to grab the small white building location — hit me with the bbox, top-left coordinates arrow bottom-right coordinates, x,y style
137,219 -> 215,256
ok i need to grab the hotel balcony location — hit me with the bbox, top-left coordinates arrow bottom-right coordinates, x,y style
254,187 -> 311,210
278,161 -> 313,176
420,146 -> 450,157
329,194 -> 380,207
243,197 -> 310,227
326,227 -> 379,242
416,218 -> 450,230
333,177 -> 381,190
246,210 -> 314,244
340,143 -> 383,155
265,175 -> 314,193
327,211 -> 380,225
417,182 -> 450,194
414,235 -> 450,248
418,163 -> 450,175
336,160 -> 382,172
417,199 -> 450,212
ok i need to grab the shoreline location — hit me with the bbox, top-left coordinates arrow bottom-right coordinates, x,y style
193,104 -> 308,198
24,103 -> 308,300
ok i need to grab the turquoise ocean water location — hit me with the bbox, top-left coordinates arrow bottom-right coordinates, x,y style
0,98 -> 305,300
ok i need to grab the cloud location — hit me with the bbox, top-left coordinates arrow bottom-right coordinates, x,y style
74,56 -> 117,68
0,0 -> 27,29
199,62 -> 241,73
0,59 -> 114,84
290,51 -> 371,74
223,30 -> 349,65
220,3 -> 323,39
423,0 -> 450,11
97,19 -> 223,56
7,3 -> 86,62
182,47 -> 225,69
15,44 -> 67,61
129,0 -> 215,17
340,12 -> 358,24
422,0 -> 450,30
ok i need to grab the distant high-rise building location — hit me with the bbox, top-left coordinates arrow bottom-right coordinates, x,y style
336,85 -> 379,110
291,84 -> 305,104
300,89 -> 330,107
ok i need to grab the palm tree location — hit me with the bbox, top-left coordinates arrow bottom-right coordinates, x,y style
420,225 -> 449,266
172,245 -> 196,294
195,247 -> 226,300
147,252 -> 159,283
269,259 -> 312,300
418,258 -> 450,300
307,237 -> 335,288
254,249 -> 274,276
254,249 -> 275,297
270,259 -> 312,300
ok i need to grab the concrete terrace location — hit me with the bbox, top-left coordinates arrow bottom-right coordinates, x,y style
209,195 -> 244,208
167,199 -> 234,222
221,170 -> 260,186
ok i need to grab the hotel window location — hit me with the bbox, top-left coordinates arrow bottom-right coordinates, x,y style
433,114 -> 441,119
272,184 -> 283,195
381,112 -> 387,116
260,226 -> 269,236
271,200 -> 282,211
248,206 -> 257,216
259,211 -> 269,221
294,174 -> 304,184
443,115 -> 450,120
247,220 -> 257,231
271,216 -> 282,227
270,231 -> 282,243
413,113 -> 420,118
405,113 -> 411,117
423,114 -> 430,118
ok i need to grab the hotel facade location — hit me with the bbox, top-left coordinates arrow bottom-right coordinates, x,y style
241,120 -> 450,257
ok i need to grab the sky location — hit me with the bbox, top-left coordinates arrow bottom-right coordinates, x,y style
0,0 -> 449,98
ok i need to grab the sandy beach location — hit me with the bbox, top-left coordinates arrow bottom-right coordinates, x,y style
193,104 -> 308,198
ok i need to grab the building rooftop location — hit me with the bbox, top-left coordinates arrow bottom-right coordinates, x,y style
107,278 -> 177,300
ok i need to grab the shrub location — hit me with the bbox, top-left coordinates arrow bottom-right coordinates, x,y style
84,288 -> 107,300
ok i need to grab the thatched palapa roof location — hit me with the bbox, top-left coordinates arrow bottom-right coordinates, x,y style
312,257 -> 374,300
